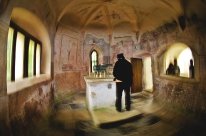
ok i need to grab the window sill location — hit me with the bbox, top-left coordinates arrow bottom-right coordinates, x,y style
159,74 -> 199,83
7,74 -> 51,95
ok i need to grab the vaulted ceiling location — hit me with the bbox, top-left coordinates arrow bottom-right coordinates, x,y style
50,0 -> 206,33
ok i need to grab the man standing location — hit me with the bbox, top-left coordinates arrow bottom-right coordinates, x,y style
113,53 -> 133,112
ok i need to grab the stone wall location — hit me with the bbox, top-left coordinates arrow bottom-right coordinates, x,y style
151,20 -> 206,113
0,11 -> 12,136
9,81 -> 54,120
153,77 -> 205,112
8,81 -> 54,135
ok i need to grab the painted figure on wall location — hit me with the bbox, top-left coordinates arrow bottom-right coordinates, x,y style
189,59 -> 194,78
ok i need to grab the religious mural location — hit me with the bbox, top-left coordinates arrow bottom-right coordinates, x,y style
84,33 -> 110,65
59,35 -> 79,71
111,36 -> 134,63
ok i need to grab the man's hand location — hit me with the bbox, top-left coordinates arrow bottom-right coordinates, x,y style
115,79 -> 122,82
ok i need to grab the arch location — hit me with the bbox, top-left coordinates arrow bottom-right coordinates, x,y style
88,45 -> 103,72
10,7 -> 51,75
161,42 -> 196,78
90,50 -> 98,73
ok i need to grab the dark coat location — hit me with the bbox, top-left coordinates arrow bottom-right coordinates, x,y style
113,58 -> 133,87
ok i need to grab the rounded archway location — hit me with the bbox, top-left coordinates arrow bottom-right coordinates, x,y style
162,43 -> 194,78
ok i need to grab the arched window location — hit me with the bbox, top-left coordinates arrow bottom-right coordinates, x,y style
162,43 -> 194,78
90,50 -> 98,73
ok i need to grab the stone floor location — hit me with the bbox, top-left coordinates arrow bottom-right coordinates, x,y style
25,91 -> 206,136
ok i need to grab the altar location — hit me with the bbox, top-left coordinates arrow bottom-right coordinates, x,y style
84,76 -> 117,111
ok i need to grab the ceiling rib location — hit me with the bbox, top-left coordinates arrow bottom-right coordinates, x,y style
103,5 -> 112,34
157,0 -> 182,22
57,0 -> 184,33
81,4 -> 103,30
57,0 -> 76,22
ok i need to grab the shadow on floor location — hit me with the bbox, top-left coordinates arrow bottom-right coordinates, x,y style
10,91 -> 206,136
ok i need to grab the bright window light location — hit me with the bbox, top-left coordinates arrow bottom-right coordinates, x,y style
178,48 -> 194,77
7,27 -> 14,81
28,40 -> 35,77
15,32 -> 25,80
36,44 -> 41,75
91,51 -> 97,72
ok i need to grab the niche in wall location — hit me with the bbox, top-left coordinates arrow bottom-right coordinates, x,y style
159,43 -> 195,78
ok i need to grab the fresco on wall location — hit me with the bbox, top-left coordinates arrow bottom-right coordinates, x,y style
59,35 -> 79,71
54,25 -> 85,93
84,33 -> 110,65
133,21 -> 177,53
111,36 -> 134,63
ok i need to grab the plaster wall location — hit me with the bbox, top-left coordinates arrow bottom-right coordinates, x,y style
151,21 -> 206,113
8,81 -> 54,135
54,25 -> 85,93
143,57 -> 153,91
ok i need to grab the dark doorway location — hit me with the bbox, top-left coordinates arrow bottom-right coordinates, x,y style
131,58 -> 143,93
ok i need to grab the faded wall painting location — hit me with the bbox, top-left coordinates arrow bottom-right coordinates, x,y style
111,36 -> 134,63
83,33 -> 110,65
54,25 -> 85,92
59,35 -> 79,71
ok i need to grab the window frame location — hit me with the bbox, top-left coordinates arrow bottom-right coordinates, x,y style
90,50 -> 98,73
8,21 -> 42,81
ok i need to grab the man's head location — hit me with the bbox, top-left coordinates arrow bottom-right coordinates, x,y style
117,53 -> 125,59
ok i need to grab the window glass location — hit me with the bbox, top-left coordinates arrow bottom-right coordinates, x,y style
28,40 -> 35,77
7,22 -> 42,82
7,27 -> 14,81
15,32 -> 25,80
36,44 -> 41,75
91,51 -> 98,72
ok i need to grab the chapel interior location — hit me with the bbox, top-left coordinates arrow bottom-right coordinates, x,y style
1,0 -> 206,136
